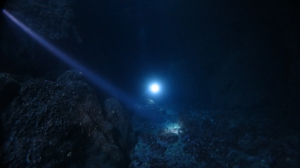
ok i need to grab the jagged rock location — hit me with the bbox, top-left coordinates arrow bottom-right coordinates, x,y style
158,132 -> 179,144
104,98 -> 137,151
150,143 -> 167,155
0,70 -> 136,168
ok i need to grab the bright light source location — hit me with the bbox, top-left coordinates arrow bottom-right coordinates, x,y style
149,83 -> 160,93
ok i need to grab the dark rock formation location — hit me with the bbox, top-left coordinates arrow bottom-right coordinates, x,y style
0,73 -> 20,112
158,132 -> 179,144
104,98 -> 137,151
5,0 -> 73,40
0,70 -> 136,168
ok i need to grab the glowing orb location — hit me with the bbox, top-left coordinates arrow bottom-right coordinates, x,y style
149,83 -> 160,93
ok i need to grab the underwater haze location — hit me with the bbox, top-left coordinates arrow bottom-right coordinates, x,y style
0,0 -> 300,167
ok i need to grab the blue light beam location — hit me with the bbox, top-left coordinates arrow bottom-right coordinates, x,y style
2,9 -> 135,106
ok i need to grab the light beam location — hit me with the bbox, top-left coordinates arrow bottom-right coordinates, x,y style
2,9 -> 135,106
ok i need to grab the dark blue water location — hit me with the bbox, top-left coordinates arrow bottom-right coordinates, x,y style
0,0 -> 299,167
